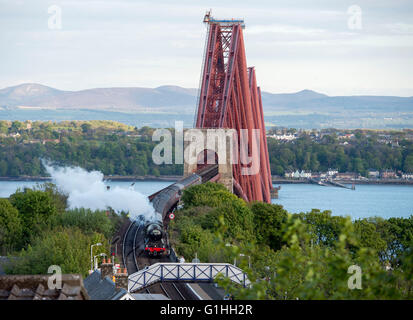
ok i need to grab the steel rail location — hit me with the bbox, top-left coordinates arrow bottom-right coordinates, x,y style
122,220 -> 133,270
159,283 -> 171,300
172,283 -> 185,300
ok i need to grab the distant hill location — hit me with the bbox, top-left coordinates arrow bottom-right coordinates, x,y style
1,83 -> 412,129
260,89 -> 413,113
0,83 -> 198,113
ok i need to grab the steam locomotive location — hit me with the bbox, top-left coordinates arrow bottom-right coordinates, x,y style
143,173 -> 205,257
143,212 -> 169,256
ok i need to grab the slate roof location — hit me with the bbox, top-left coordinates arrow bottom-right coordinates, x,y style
130,293 -> 170,300
0,274 -> 89,300
83,270 -> 126,300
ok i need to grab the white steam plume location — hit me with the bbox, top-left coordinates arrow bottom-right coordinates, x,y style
42,161 -> 155,221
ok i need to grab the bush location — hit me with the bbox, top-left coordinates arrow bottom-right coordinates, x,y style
9,188 -> 57,247
55,208 -> 115,238
0,198 -> 23,254
250,202 -> 288,251
6,227 -> 108,278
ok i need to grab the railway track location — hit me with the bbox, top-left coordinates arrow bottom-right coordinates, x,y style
122,219 -> 200,300
122,166 -> 220,299
122,220 -> 139,275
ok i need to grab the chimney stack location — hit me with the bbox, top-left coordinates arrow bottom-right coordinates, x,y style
114,268 -> 128,290
100,258 -> 114,280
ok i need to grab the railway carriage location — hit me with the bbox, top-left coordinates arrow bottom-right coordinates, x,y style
143,173 -> 204,257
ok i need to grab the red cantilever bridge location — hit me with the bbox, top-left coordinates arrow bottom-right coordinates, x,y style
195,11 -> 272,203
121,13 -> 273,299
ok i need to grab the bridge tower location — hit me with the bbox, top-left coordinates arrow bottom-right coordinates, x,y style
194,11 -> 273,203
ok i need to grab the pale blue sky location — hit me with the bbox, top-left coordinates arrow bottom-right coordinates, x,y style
1,0 -> 413,96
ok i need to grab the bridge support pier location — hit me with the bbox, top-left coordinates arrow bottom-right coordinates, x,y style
183,128 -> 233,193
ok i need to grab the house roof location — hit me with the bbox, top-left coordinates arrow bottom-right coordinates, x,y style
0,274 -> 89,300
83,270 -> 126,300
130,293 -> 169,300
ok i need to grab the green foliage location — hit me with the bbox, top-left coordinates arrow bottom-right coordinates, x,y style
54,208 -> 117,239
180,182 -> 229,208
2,121 -> 412,178
353,218 -> 387,258
378,216 -> 413,267
295,209 -> 348,248
177,182 -> 255,242
2,184 -> 122,277
170,184 -> 413,300
267,132 -> 413,174
175,221 -> 216,262
216,213 -> 412,300
250,202 -> 288,251
9,188 -> 58,246
0,120 -> 182,177
33,182 -> 68,214
6,227 -> 109,278
0,198 -> 23,254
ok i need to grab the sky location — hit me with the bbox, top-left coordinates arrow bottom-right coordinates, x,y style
0,0 -> 413,96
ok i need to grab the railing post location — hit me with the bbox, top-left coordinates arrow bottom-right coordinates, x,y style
177,264 -> 180,280
161,265 -> 163,281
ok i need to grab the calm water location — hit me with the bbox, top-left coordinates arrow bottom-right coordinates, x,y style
0,180 -> 412,220
0,180 -> 173,198
272,184 -> 413,220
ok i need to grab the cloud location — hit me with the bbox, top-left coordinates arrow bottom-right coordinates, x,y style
385,23 -> 413,35
0,0 -> 412,95
246,24 -> 326,36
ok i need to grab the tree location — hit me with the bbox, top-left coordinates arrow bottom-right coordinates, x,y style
10,121 -> 23,133
9,188 -> 58,246
403,154 -> 413,173
353,218 -> 387,259
55,208 -> 116,239
250,202 -> 288,251
0,121 -> 8,134
296,209 -> 347,248
6,227 -> 108,277
0,199 -> 23,254
34,182 -> 68,215
81,122 -> 92,134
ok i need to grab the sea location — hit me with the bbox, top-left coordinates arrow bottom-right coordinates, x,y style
0,180 -> 412,220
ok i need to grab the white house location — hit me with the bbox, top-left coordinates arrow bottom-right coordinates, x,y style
402,173 -> 413,180
291,170 -> 311,179
368,169 -> 380,179
327,168 -> 338,176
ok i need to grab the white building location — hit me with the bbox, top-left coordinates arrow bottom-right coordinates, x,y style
267,134 -> 297,141
368,169 -> 380,178
402,173 -> 413,180
327,168 -> 338,176
291,170 -> 311,179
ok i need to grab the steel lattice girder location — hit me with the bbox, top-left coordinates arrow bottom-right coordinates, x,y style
195,22 -> 272,203
128,263 -> 250,292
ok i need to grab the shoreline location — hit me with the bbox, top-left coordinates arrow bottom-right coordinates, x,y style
0,175 -> 412,185
271,178 -> 413,185
0,175 -> 182,182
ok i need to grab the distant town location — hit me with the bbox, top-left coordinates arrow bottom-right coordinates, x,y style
280,168 -> 413,182
267,127 -> 413,145
267,127 -> 413,182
